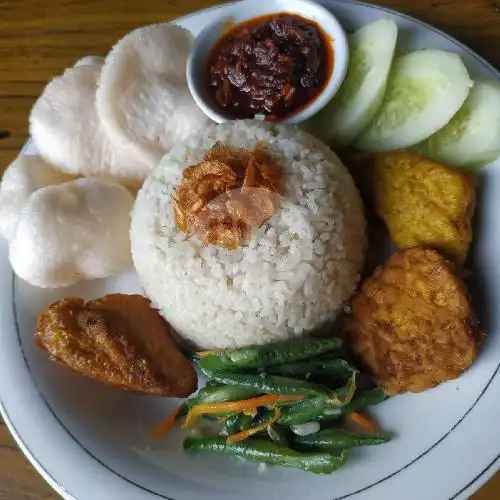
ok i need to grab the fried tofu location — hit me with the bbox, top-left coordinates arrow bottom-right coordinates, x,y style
373,151 -> 476,264
346,248 -> 479,395
35,294 -> 197,397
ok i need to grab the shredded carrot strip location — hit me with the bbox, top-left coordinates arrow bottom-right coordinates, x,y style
347,412 -> 377,433
196,349 -> 226,357
227,408 -> 281,443
150,406 -> 182,440
183,394 -> 303,429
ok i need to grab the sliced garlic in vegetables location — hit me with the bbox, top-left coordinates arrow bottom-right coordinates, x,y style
290,421 -> 321,436
322,407 -> 343,417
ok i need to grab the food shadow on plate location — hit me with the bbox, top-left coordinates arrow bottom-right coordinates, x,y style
25,344 -> 184,451
339,147 -> 395,280
466,173 -> 493,351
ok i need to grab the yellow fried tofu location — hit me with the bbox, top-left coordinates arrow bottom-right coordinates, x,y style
373,151 -> 476,264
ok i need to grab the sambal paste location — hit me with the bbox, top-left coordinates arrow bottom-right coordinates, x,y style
206,13 -> 334,120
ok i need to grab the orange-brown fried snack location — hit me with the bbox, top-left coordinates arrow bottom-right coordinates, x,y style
35,294 -> 197,397
346,248 -> 479,395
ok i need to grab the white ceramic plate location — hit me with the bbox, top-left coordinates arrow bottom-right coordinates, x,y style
2,1 -> 500,499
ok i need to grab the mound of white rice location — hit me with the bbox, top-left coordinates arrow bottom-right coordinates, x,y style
131,120 -> 366,349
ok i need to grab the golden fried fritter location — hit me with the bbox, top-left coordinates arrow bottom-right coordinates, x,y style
35,294 -> 197,397
346,248 -> 479,395
373,151 -> 476,264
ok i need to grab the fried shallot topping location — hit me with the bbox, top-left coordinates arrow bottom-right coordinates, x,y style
171,141 -> 283,250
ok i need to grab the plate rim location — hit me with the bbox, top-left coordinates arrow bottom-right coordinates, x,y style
2,1 -> 500,499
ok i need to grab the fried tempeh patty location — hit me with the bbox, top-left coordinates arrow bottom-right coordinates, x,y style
346,248 -> 479,395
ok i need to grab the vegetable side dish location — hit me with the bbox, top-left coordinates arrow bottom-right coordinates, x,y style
307,18 -> 398,146
207,14 -> 333,120
150,338 -> 390,474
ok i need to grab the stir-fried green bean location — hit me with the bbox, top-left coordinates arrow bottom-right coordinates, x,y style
293,428 -> 391,450
206,372 -> 335,399
220,413 -> 255,436
278,375 -> 357,425
198,338 -> 342,374
183,437 -> 348,474
181,384 -> 263,414
267,359 -> 356,380
278,397 -> 328,425
174,336 -> 392,475
276,375 -> 356,425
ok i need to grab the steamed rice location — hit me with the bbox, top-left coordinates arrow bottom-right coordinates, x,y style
131,120 -> 366,349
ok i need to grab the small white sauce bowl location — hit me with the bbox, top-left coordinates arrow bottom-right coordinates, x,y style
186,0 -> 349,125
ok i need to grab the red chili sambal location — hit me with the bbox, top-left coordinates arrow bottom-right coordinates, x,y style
206,13 -> 334,120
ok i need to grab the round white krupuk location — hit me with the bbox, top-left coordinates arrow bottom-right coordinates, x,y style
96,23 -> 210,163
30,65 -> 152,185
131,120 -> 366,349
10,178 -> 134,288
0,155 -> 75,242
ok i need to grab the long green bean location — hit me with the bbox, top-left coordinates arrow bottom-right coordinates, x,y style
207,372 -> 334,399
183,437 -> 348,474
267,359 -> 356,380
293,428 -> 391,450
181,384 -> 263,414
198,338 -> 342,373
278,397 -> 328,425
220,413 -> 255,436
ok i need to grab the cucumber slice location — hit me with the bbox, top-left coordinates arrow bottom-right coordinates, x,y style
355,49 -> 473,151
414,79 -> 500,169
305,18 -> 398,146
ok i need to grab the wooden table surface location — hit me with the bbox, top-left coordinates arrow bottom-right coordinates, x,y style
0,0 -> 499,498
